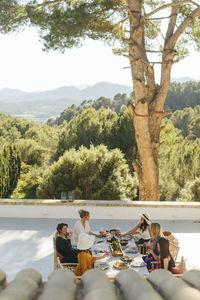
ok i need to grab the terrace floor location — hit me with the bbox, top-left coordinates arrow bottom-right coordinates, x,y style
0,217 -> 200,281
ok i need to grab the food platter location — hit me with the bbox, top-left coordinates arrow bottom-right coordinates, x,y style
110,241 -> 123,256
113,261 -> 129,270
121,256 -> 133,263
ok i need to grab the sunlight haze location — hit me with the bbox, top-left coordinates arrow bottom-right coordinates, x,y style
0,28 -> 199,92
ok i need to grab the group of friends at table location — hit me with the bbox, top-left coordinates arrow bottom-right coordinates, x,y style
55,210 -> 184,276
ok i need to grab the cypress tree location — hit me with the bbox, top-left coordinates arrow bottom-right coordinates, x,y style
0,144 -> 21,198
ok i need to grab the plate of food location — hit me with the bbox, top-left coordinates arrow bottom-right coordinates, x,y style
131,261 -> 146,268
121,255 -> 133,263
113,261 -> 129,270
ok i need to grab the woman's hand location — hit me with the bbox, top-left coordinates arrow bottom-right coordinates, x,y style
102,252 -> 109,258
95,252 -> 109,260
96,234 -> 101,238
67,232 -> 72,239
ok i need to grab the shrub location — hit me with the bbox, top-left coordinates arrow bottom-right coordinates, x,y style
37,145 -> 138,200
178,177 -> 200,202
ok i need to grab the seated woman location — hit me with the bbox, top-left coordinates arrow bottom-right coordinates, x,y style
142,222 -> 162,270
56,223 -> 78,263
157,237 -> 185,274
121,213 -> 151,245
157,237 -> 175,271
75,233 -> 108,276
71,210 -> 98,246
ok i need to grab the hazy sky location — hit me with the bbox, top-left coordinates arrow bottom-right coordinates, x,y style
0,28 -> 199,92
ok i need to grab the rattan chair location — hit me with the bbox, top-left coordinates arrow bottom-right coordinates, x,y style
151,242 -> 181,272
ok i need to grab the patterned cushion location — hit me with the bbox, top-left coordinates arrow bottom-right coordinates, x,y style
57,252 -> 64,262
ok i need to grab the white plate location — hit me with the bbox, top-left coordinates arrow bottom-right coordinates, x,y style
131,261 -> 146,268
95,263 -> 109,271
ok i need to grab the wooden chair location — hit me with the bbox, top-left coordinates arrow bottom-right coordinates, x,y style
137,244 -> 149,255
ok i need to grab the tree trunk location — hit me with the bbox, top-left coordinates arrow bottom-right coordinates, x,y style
130,101 -> 163,201
127,0 -> 173,201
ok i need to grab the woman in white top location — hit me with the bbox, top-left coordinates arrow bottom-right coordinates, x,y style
71,210 -> 98,246
121,213 -> 151,244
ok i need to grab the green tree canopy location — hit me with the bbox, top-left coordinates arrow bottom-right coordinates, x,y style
54,106 -> 137,167
177,177 -> 200,202
12,164 -> 43,199
165,82 -> 200,112
170,105 -> 200,138
0,113 -> 33,147
37,144 -> 138,200
159,122 -> 200,201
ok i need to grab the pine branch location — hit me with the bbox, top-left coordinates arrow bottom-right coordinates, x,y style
165,0 -> 179,44
36,0 -> 64,7
168,6 -> 200,48
113,16 -> 129,28
146,15 -> 172,20
141,1 -> 199,22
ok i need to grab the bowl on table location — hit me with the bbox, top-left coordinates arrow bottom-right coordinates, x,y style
109,229 -> 118,235
99,230 -> 107,237
120,239 -> 129,246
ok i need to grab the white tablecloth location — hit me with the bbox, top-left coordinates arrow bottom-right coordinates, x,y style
92,238 -> 149,278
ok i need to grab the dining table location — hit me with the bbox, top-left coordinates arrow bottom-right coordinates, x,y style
92,234 -> 149,279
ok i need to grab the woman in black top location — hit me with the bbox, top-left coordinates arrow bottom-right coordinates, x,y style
157,237 -> 175,271
56,223 -> 78,263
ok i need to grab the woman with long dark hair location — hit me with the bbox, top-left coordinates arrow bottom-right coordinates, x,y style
120,213 -> 151,244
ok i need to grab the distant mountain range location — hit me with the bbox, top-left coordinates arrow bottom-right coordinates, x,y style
171,77 -> 199,83
0,82 -> 133,123
0,78 -> 199,123
0,82 -> 133,104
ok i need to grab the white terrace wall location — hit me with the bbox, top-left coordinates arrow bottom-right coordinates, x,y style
0,199 -> 200,220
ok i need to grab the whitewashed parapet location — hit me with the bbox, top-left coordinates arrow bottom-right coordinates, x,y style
0,199 -> 200,220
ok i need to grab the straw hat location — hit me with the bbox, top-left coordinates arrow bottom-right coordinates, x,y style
77,233 -> 95,250
139,213 -> 151,224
